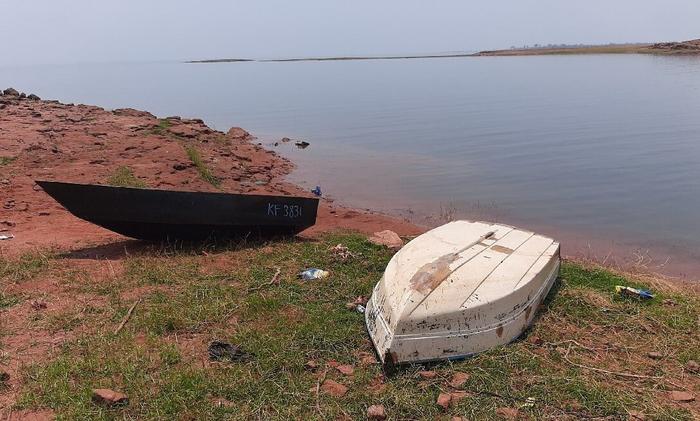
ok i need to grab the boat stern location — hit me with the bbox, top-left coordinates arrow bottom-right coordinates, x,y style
364,281 -> 395,365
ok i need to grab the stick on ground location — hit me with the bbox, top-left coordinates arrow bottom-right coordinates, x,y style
115,298 -> 141,334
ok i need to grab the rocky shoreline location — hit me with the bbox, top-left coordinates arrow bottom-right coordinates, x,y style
0,88 -> 421,255
473,38 -> 700,56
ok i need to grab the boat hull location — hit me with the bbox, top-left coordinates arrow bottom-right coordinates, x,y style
37,181 -> 319,240
365,220 -> 560,365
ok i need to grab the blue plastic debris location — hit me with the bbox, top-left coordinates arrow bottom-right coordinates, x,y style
311,186 -> 322,197
615,285 -> 654,300
299,268 -> 329,280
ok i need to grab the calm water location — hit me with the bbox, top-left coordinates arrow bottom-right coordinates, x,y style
2,55 -> 700,276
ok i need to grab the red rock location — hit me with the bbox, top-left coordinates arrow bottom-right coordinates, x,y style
30,300 -> 47,310
168,125 -> 197,138
669,391 -> 695,402
327,360 -> 341,368
646,351 -> 663,360
92,388 -> 128,406
527,335 -> 544,345
418,370 -> 437,379
335,364 -> 354,376
449,372 -> 470,388
368,230 -> 403,250
321,380 -> 348,397
495,407 -> 519,419
437,393 -> 452,410
451,417 -> 469,421
366,404 -> 387,420
368,379 -> 387,395
227,127 -> 250,139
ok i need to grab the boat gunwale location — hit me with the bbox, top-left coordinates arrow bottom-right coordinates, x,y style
34,180 -> 320,202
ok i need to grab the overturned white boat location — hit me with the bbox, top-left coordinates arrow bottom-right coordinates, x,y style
365,220 -> 560,365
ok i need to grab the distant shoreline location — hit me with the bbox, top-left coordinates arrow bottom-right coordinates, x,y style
473,39 -> 700,56
187,38 -> 700,63
186,53 -> 476,63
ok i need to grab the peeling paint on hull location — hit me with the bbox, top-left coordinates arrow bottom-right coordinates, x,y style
365,220 -> 560,365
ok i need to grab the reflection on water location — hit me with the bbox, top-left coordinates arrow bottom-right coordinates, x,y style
2,54 -> 700,277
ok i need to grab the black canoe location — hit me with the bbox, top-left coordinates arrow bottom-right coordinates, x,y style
37,180 -> 319,240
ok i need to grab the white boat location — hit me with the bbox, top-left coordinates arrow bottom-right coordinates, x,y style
365,220 -> 560,365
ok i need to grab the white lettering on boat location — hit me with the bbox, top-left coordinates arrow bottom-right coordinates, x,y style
267,203 -> 302,219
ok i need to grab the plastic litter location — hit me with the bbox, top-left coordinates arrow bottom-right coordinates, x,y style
330,243 -> 356,261
311,186 -> 322,197
615,285 -> 654,300
345,295 -> 368,312
208,340 -> 252,362
299,268 -> 330,280
0,234 -> 14,241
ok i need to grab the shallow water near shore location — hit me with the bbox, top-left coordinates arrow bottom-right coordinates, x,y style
2,55 -> 700,278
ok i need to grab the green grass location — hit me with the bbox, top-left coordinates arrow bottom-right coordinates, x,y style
0,252 -> 50,283
184,144 -> 220,187
11,234 -> 699,420
106,166 -> 146,188
148,118 -> 171,136
0,290 -> 20,310
0,156 -> 16,166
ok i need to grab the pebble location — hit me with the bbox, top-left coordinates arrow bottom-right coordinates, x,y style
92,388 -> 129,407
335,364 -> 354,376
366,404 -> 387,420
449,372 -> 470,388
368,230 -> 403,250
495,407 -> 519,419
320,379 -> 348,397
437,392 -> 452,410
669,391 -> 695,402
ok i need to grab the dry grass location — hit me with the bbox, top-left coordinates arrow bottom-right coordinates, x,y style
1,233 -> 697,420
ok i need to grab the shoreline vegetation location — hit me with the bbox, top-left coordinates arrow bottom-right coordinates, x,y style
187,38 -> 700,63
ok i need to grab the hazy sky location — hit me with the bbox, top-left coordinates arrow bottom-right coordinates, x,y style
2,0 -> 699,65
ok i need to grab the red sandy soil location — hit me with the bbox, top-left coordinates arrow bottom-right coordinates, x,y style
0,94 -> 421,255
0,92 -> 422,418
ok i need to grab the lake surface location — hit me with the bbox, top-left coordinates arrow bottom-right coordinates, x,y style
2,55 -> 700,277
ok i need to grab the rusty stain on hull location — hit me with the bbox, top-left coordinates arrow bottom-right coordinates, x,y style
409,253 -> 459,294
496,325 -> 504,337
491,245 -> 514,254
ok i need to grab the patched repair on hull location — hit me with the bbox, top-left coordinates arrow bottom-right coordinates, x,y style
365,220 -> 560,365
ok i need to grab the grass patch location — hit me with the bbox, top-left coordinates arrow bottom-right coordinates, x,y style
0,252 -> 50,283
184,144 -> 220,187
0,156 -> 16,166
146,118 -> 172,137
14,234 -> 699,420
106,166 -> 146,188
0,290 -> 20,309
